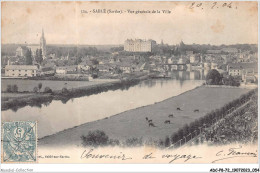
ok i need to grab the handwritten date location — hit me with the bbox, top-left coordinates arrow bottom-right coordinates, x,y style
189,2 -> 237,10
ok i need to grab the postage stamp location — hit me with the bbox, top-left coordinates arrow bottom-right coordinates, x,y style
1,121 -> 37,163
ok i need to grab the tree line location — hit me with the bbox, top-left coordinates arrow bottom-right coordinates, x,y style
167,89 -> 257,147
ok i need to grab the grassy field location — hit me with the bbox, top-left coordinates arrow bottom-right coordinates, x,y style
1,79 -> 118,92
39,86 -> 251,147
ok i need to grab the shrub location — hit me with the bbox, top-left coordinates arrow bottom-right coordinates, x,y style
183,124 -> 190,136
171,133 -> 180,144
124,137 -> 143,147
164,136 -> 170,147
44,87 -> 52,93
158,139 -> 164,148
108,139 -> 120,146
33,87 -> 38,93
11,85 -> 18,92
61,87 -> 69,95
81,130 -> 109,147
176,129 -> 184,140
6,85 -> 12,92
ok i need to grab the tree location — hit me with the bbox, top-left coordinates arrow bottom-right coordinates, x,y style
75,56 -> 82,65
33,87 -> 38,93
91,59 -> 99,65
35,49 -> 43,64
61,87 -> 69,95
25,48 -> 33,65
44,87 -> 52,93
38,83 -> 42,92
222,75 -> 240,86
12,85 -> 18,92
164,136 -> 170,147
206,69 -> 222,85
6,85 -> 12,92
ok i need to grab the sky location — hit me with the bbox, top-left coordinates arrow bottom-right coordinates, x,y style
1,1 -> 258,45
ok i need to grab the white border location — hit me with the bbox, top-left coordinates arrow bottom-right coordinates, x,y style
0,0 -> 259,172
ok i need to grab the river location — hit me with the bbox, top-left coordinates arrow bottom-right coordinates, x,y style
2,76 -> 203,138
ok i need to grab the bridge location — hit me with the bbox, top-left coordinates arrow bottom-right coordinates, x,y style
162,63 -> 187,71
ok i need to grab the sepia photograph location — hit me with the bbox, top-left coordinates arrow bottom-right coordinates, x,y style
0,0 -> 259,171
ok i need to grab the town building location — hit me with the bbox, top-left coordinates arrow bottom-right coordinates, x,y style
124,39 -> 156,52
221,48 -> 238,54
56,66 -> 77,75
206,50 -> 222,54
5,65 -> 38,77
40,29 -> 47,59
227,63 -> 258,82
190,55 -> 200,64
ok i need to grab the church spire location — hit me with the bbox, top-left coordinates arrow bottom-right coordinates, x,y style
40,28 -> 46,59
42,28 -> 44,37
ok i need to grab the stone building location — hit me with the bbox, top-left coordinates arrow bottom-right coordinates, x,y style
124,39 -> 156,52
5,65 -> 38,77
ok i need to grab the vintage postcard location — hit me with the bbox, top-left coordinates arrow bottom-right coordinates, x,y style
0,0 -> 259,172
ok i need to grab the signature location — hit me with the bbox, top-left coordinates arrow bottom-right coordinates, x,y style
212,145 -> 257,163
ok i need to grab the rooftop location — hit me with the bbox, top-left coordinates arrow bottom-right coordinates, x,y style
5,65 -> 38,70
228,63 -> 257,71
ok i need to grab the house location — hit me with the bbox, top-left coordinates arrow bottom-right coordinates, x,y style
190,55 -> 200,64
227,63 -> 258,81
97,64 -> 110,72
211,62 -> 218,70
5,65 -> 38,77
204,62 -> 211,70
135,62 -> 146,72
116,62 -> 134,73
186,51 -> 193,55
109,58 -> 115,63
206,50 -> 221,54
119,64 -> 132,73
56,66 -> 77,74
78,61 -> 91,71
221,48 -> 238,54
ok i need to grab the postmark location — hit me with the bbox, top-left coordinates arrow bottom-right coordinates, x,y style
1,121 -> 37,163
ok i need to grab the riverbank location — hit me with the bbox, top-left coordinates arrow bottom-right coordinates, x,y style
1,74 -> 149,111
39,86 -> 250,147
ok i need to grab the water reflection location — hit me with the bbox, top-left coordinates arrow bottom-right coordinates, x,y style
167,70 -> 207,80
2,78 -> 203,138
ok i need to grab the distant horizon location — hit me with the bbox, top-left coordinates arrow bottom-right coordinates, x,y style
2,42 -> 258,47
